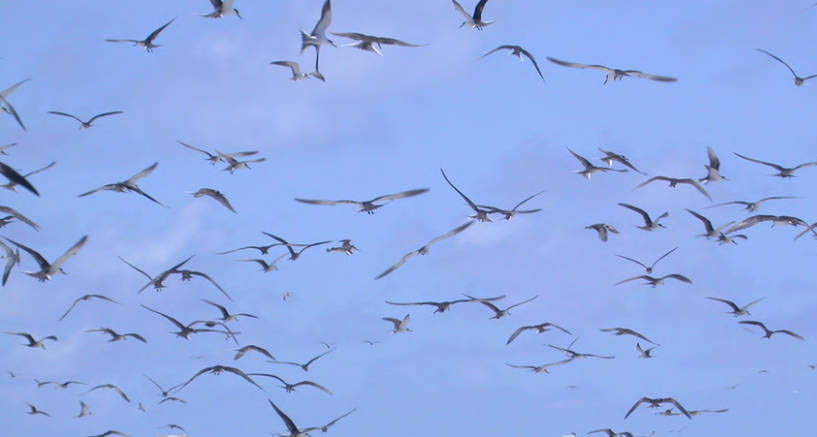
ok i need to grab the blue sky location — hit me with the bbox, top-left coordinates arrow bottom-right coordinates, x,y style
2,0 -> 817,435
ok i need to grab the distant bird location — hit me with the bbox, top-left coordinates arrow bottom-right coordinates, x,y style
440,168 -> 494,221
478,190 -> 544,220
86,430 -> 130,437
202,0 -> 241,19
326,239 -> 358,255
234,345 -> 276,361
238,253 -> 288,273
700,146 -> 727,183
637,343 -> 658,358
85,384 -> 131,403
295,188 -> 429,214
0,160 -> 55,193
547,57 -> 677,84
686,209 -> 734,239
0,240 -> 20,286
263,233 -> 331,261
633,176 -> 711,200
506,322 -> 571,345
26,402 -> 50,417
301,0 -> 335,54
756,49 -> 817,86
187,188 -> 236,213
569,148 -> 627,179
739,321 -> 804,341
588,429 -> 634,437
2,332 -> 57,349
142,304 -> 236,340
59,293 -> 120,321
80,162 -> 164,205
120,255 -> 194,293
0,79 -> 30,131
268,399 -> 313,437
0,161 -> 39,195
619,203 -> 669,231
332,32 -> 425,55
479,45 -> 544,81
464,294 -> 538,319
385,295 -> 503,314
5,235 -> 87,281
85,328 -> 147,344
452,0 -> 493,29
598,148 -> 647,175
708,196 -> 800,213
220,153 -> 266,173
270,349 -> 335,372
383,314 -> 413,333
248,373 -> 332,395
616,247 -> 677,274
600,327 -> 658,345
106,18 -> 175,52
270,61 -> 325,82
217,242 -> 285,256
76,401 -> 92,418
706,296 -> 766,317
178,141 -> 258,165
201,298 -> 256,322
733,152 -> 817,178
505,358 -> 574,374
35,380 -> 88,389
548,339 -> 615,360
615,274 -> 692,287
625,397 -> 691,419
175,365 -> 264,392
586,223 -> 619,242
375,221 -> 474,279
724,214 -> 810,235
47,110 -> 123,129
309,408 -> 357,433
143,375 -> 174,398
362,340 -> 381,346
0,205 -> 39,231
159,425 -> 186,433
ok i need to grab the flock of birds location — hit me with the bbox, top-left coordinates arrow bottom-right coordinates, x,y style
2,1 -> 817,436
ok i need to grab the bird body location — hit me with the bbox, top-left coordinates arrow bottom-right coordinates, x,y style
106,18 -> 175,52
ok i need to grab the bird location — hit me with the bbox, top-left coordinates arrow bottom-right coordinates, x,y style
220,152 -> 266,173
633,176 -> 711,200
175,365 -> 264,392
661,409 -> 728,417
234,345 -> 276,361
248,373 -> 332,395
3,332 -> 57,349
301,0 -> 334,55
120,255 -> 194,293
158,397 -> 187,405
47,110 -> 123,129
159,425 -> 186,433
585,223 -> 618,242
440,168 -> 494,221
59,293 -> 120,321
26,402 -> 50,417
615,247 -> 678,274
547,339 -> 615,360
376,221 -> 474,279
0,161 -> 39,195
270,61 -> 325,81
326,239 -> 358,255
686,209 -> 734,239
178,141 -> 259,165
331,32 -> 424,55
615,274 -> 692,287
625,397 -> 691,419
218,241 -> 286,255
238,253 -> 288,273
547,57 -> 677,84
479,45 -> 544,81
637,343 -> 658,358
383,314 -> 413,333
569,148 -> 627,179
269,349 -> 335,372
308,408 -> 357,433
477,190 -> 545,220
600,327 -> 658,345
35,379 -> 88,389
263,233 -> 331,261
385,295 -> 503,314
187,188 -> 236,213
705,297 -> 766,317
200,298 -> 256,322
0,79 -> 30,131
268,399 -> 313,437
76,401 -> 92,418
733,152 -> 817,178
0,205 -> 39,231
707,196 -> 800,213
86,430 -> 130,437
141,304 -> 236,340
0,240 -> 20,286
700,146 -> 727,183
5,235 -> 87,281
202,0 -> 241,19
506,322 -> 571,345
296,188 -> 429,214
724,214 -> 810,235
79,162 -> 164,205
106,18 -> 175,52
85,328 -> 147,343
0,160 -> 55,193
505,358 -> 574,374
143,375 -> 175,398
452,0 -> 493,29
619,203 -> 669,231
756,49 -> 817,86
739,321 -> 804,341
362,340 -> 381,346
464,294 -> 538,319
175,268 -> 232,300
598,148 -> 647,175
85,384 -> 131,403
588,429 -> 634,437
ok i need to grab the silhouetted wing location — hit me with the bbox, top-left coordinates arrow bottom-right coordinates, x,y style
706,146 -> 720,169
775,329 -> 804,340
141,304 -> 187,330
48,111 -> 84,123
51,235 -> 88,271
178,141 -> 217,159
547,57 -> 612,72
705,297 -> 740,312
87,111 -> 124,124
624,70 -> 677,82
0,161 -> 37,195
0,79 -> 30,98
615,275 -> 650,286
624,397 -> 650,419
473,0 -> 489,20
733,153 -> 784,171
0,206 -> 38,230
756,49 -> 798,78
78,183 -> 119,197
519,48 -> 545,81
426,220 -> 475,248
679,179 -> 711,200
615,255 -> 648,270
375,251 -> 418,279
686,209 -> 714,233
295,198 -> 361,206
146,18 -> 176,43
506,326 -> 533,345
667,398 -> 692,419
369,188 -> 430,203
723,215 -> 776,234
4,237 -> 48,270
440,168 -> 480,211
568,148 -> 594,168
663,274 -> 692,284
792,160 -> 817,170
268,399 -> 301,435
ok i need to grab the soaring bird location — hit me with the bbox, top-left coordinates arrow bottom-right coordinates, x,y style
187,188 -> 236,213
268,399 -> 313,437
586,223 -> 618,242
238,254 -> 288,273
80,162 -> 164,205
175,268 -> 231,300
636,343 -> 658,359
85,328 -> 146,343
440,168 -> 494,221
263,233 -> 331,261
35,380 -> 88,389
598,148 -> 647,175
5,235 -> 87,281
756,49 -> 817,86
383,314 -> 413,333
326,239 -> 358,255
569,148 -> 627,179
707,196 -> 800,213
120,255 -> 194,293
739,321 -> 804,341
3,332 -> 57,349
301,0 -> 334,55
141,304 -> 236,340
295,188 -> 429,214
385,295 -> 503,314
478,190 -> 544,220
686,209 -> 734,239
59,293 -> 120,321
174,365 -> 264,392
200,298 -> 256,322
234,345 -> 276,361
724,214 -> 810,235
733,152 -> 817,178
76,401 -> 92,418
178,141 -> 258,165
47,110 -> 123,129
202,0 -> 241,19
452,0 -> 493,29
464,294 -> 538,319
269,349 -> 335,372
700,146 -> 727,183
616,247 -> 677,274
506,322 -> 571,345
706,297 -> 766,317
248,373 -> 332,395
633,176 -> 711,200
618,203 -> 668,231
547,340 -> 615,360
548,57 -> 676,83
106,18 -> 175,52
479,45 -> 544,81
600,327 -> 658,345
85,384 -> 131,403
270,61 -> 325,81
615,274 -> 692,287
331,32 -> 425,55
625,397 -> 691,419
375,221 -> 474,279
505,358 -> 574,374
25,403 -> 50,417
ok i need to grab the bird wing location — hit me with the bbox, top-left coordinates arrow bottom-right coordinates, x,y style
50,235 -> 88,271
505,326 -> 533,345
311,0 -> 332,35
201,189 -> 236,212
567,148 -> 594,169
0,206 -> 38,230
178,140 -> 216,159
723,215 -> 775,234
705,297 -> 740,312
0,79 -> 30,98
618,203 -> 651,225
369,188 -> 430,203
0,162 -> 37,195
248,372 -> 287,384
187,272 -> 231,300
125,333 -> 148,343
742,297 -> 767,311
294,198 -> 361,206
615,254 -> 648,270
667,398 -> 691,419
375,36 -> 424,47
520,48 -> 545,81
651,247 -> 678,268
451,0 -> 472,20
792,160 -> 817,170
201,298 -> 229,319
733,152 -> 784,171
624,397 -> 650,419
0,96 -> 26,131
141,305 -> 187,330
739,320 -> 769,333
223,366 -> 264,390
547,57 -> 612,72
774,329 -> 805,340
473,0 -> 489,21
59,297 -> 83,321
271,61 -> 302,76
633,176 -> 669,190
87,111 -> 124,124
269,399 -> 301,434
706,146 -> 720,169
317,408 -> 357,430
293,380 -> 333,394
511,190 -> 546,211
678,179 -> 711,200
615,275 -> 650,286
663,274 -> 692,284
686,209 -> 714,233
624,70 -> 677,82
440,168 -> 480,212
505,295 -> 539,311
4,237 -> 49,270
3,332 -> 36,343
374,250 -> 418,279
263,233 -> 297,258
479,45 -> 513,59
47,111 -> 84,124
175,366 -> 215,392
426,220 -> 475,248
125,162 -> 158,184
105,39 -> 141,44
78,183 -> 121,197
304,348 -> 334,367
756,49 -> 798,78
146,18 -> 176,43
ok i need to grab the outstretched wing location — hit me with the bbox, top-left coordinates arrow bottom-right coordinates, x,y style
47,111 -> 84,124
0,161 -> 38,195
146,18 -> 176,43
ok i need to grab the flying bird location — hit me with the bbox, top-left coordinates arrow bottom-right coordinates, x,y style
106,18 -> 175,52
86,430 -> 130,437
625,397 -> 691,419
478,190 -> 544,220
506,322 -> 571,345
600,327 -> 658,345
2,332 -> 57,349
598,148 -> 647,175
440,168 -> 494,221
756,49 -> 817,86
141,304 -> 237,340
295,188 -> 429,214
0,161 -> 39,195
263,233 -> 331,261
35,379 -> 88,389
269,349 -> 335,372
633,176 -> 711,200
176,267 -> 231,300
1,79 -> 30,131
452,0 -> 493,29
548,340 -> 615,360
569,148 -> 627,179
178,141 -> 258,165
120,255 -> 194,293
739,321 -> 804,341
326,239 -> 358,255
143,375 -> 175,399
85,328 -> 147,343
234,345 -> 276,361
200,298 -> 256,322
85,384 -> 131,403
636,343 -> 658,359
707,196 -> 800,213
385,295 -> 503,314
5,235 -> 87,281
59,294 -> 120,321
733,152 -> 817,178
724,214 -> 810,235
79,162 -> 164,205
686,209 -> 734,239
47,110 -> 123,129
76,401 -> 92,418
616,247 -> 678,274
547,57 -> 677,84
270,61 -> 325,81
505,358 -> 574,374
618,203 -> 669,231
174,365 -> 264,392
25,402 -> 50,417
479,45 -> 544,81
383,314 -> 413,333
238,253 -> 288,273
220,153 -> 266,173
248,373 -> 332,395
187,188 -> 236,213
0,205 -> 39,231
202,0 -> 241,19
586,223 -> 618,242
301,0 -> 335,55
706,297 -> 766,317
331,32 -> 425,55
464,294 -> 538,319
700,146 -> 727,183
615,274 -> 692,287
375,221 -> 474,279
268,399 -> 314,437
